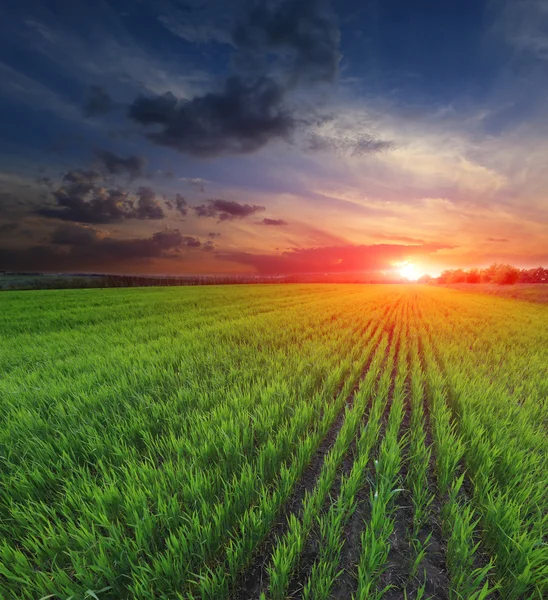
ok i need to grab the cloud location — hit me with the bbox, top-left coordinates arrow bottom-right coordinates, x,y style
135,186 -> 165,219
125,2 -> 392,161
126,1 -> 343,157
377,235 -> 427,244
220,242 -> 452,275
51,223 -> 100,245
62,169 -> 101,190
202,240 -> 217,252
83,85 -> 113,117
36,169 -> 165,223
497,0 -> 548,60
487,237 -> 510,243
260,218 -> 288,226
181,236 -> 201,248
0,221 -> 34,240
0,61 -> 82,122
233,0 -> 341,84
180,177 -> 206,192
305,132 -> 394,157
128,76 -> 295,157
165,194 -> 188,216
157,3 -> 232,45
193,199 -> 265,221
36,176 -> 53,187
95,149 -> 147,179
208,232 -> 221,238
0,222 -> 20,235
0,226 -> 189,272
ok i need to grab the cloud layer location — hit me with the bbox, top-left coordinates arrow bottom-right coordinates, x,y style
0,223 -> 212,272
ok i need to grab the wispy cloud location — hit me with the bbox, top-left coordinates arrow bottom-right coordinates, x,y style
497,0 -> 548,59
0,61 -> 81,121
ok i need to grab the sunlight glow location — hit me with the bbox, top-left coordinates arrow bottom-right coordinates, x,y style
397,261 -> 420,281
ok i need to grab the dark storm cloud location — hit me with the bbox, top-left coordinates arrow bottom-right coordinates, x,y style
0,227 -> 189,271
83,85 -> 113,118
260,218 -> 288,226
36,169 -> 165,224
126,1 -> 391,160
37,187 -> 130,223
128,76 -> 294,157
233,0 -> 340,84
95,149 -> 147,179
127,0 -> 341,157
165,194 -> 188,216
193,199 -> 265,221
220,243 -> 452,275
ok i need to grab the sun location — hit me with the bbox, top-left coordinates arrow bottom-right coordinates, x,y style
398,261 -> 420,281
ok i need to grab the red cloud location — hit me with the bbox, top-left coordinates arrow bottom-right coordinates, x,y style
219,242 -> 452,275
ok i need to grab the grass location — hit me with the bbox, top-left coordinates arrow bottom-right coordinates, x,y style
445,282 -> 548,304
0,284 -> 547,599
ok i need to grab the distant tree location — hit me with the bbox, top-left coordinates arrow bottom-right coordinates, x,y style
438,270 -> 451,284
448,269 -> 467,283
521,267 -> 548,283
491,264 -> 520,285
480,264 -> 498,283
465,268 -> 481,283
417,274 -> 432,284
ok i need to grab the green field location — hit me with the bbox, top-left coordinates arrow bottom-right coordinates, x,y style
1,285 -> 547,600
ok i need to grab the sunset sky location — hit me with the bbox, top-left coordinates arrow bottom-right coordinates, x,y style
1,0 -> 547,276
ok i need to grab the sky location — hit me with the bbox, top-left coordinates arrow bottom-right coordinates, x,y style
0,0 -> 547,277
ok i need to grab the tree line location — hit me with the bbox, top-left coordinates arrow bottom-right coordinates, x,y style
421,264 -> 548,285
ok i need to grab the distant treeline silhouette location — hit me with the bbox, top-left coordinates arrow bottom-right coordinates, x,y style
425,264 -> 548,285
1,271 -> 403,291
2,264 -> 547,290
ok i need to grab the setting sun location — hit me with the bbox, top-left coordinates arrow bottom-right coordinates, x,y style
398,262 -> 420,281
